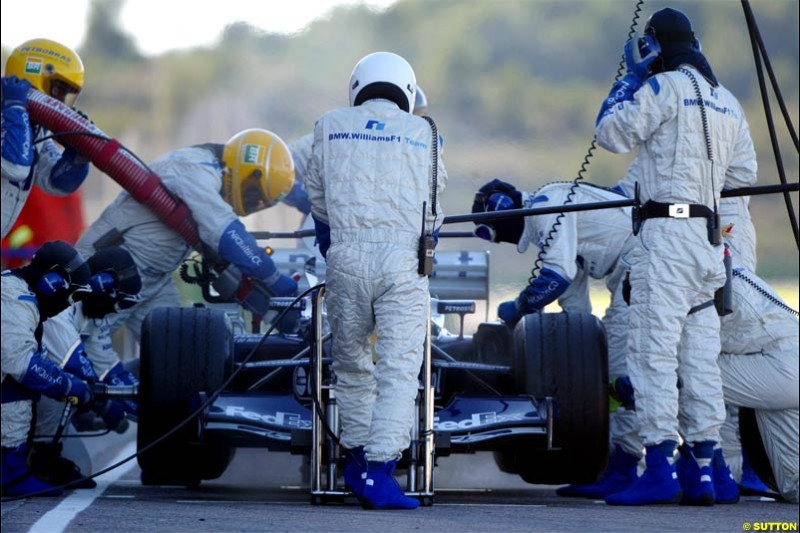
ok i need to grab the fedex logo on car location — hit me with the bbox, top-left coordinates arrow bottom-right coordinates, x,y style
223,405 -> 311,429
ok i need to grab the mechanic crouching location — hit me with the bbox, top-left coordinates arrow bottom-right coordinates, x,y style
471,179 -> 650,499
75,129 -> 298,345
715,269 -> 799,503
306,52 -> 447,509
1,241 -> 94,497
28,246 -> 143,489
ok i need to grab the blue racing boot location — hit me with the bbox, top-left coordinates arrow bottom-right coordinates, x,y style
606,442 -> 681,506
675,443 -> 715,506
343,446 -> 367,499
739,452 -> 775,497
712,448 -> 739,504
361,459 -> 419,510
1,445 -> 63,497
557,446 -> 640,499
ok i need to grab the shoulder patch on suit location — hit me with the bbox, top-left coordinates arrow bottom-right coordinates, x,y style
647,77 -> 660,95
18,294 -> 38,306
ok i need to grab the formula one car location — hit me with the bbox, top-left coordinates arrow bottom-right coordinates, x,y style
136,239 -> 609,503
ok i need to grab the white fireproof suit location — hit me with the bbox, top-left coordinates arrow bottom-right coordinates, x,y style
305,99 -> 447,462
717,269 -> 799,503
596,65 -> 757,447
35,303 -> 122,436
616,157 -> 757,273
517,182 -> 639,457
75,146 -> 237,339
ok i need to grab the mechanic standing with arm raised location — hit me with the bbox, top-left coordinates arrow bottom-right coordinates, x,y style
2,39 -> 91,239
595,8 -> 757,506
305,52 -> 447,510
75,129 -> 298,342
1,241 -> 94,497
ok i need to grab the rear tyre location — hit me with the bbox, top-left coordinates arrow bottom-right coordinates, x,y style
510,312 -> 609,485
138,307 -> 235,486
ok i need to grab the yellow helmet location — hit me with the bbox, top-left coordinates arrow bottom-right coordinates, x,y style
222,129 -> 295,216
5,38 -> 84,107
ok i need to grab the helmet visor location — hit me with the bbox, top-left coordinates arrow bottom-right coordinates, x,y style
50,79 -> 80,107
240,169 -> 269,215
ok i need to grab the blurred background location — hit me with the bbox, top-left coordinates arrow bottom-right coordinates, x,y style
2,0 -> 798,312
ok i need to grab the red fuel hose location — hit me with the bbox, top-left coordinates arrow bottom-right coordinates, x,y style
26,90 -> 200,246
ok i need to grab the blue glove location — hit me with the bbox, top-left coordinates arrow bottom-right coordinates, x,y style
66,374 -> 93,406
94,400 -> 129,433
497,300 -> 522,327
516,267 -> 571,313
1,75 -> 32,109
103,362 -> 139,417
218,219 -> 279,280
624,35 -> 660,81
50,147 -> 91,193
63,344 -> 99,383
312,215 -> 331,259
1,76 -> 34,169
596,37 -> 660,127
19,352 -> 72,399
596,74 -> 643,126
284,179 -> 312,215
265,274 -> 298,297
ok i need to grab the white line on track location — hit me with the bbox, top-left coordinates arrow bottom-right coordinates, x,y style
27,441 -> 137,533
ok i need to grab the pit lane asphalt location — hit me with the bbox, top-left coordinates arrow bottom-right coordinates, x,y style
3,428 -> 798,533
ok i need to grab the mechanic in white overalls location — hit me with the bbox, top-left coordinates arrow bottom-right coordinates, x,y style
286,85 -> 431,220
596,8 -> 756,506
75,129 -> 298,342
1,241 -> 94,497
2,39 -> 91,239
715,270 -> 799,503
306,52 -> 447,509
29,247 -> 143,490
471,179 -> 646,498
611,160 -> 769,496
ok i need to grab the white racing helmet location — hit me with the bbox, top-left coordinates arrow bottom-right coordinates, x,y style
349,52 -> 416,113
413,85 -> 427,116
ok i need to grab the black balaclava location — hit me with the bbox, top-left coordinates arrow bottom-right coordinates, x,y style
471,179 -> 525,244
83,247 -> 142,319
646,8 -> 718,87
15,240 -> 91,320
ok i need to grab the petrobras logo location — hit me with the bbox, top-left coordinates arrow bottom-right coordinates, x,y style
365,120 -> 385,131
25,58 -> 43,75
20,46 -> 73,64
242,144 -> 261,164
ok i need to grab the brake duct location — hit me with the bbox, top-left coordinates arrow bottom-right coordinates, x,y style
25,89 -> 200,246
